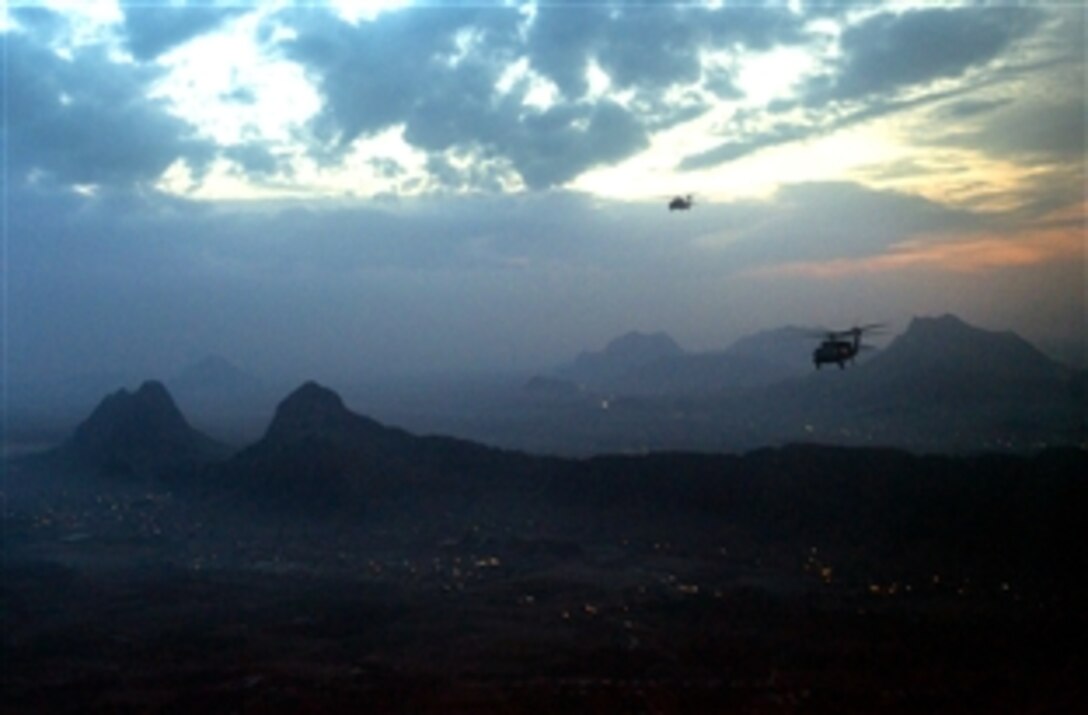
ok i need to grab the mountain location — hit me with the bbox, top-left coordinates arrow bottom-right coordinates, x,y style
865,314 -> 1066,384
219,382 -> 529,512
743,314 -> 1083,451
613,326 -> 820,395
783,313 -> 1070,407
550,327 -> 817,397
169,355 -> 265,397
511,314 -> 1083,455
557,331 -> 684,387
59,381 -> 228,479
724,325 -> 827,375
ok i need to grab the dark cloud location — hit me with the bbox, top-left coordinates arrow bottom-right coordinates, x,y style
279,3 -> 802,188
526,2 -> 803,100
934,97 -> 1013,119
680,122 -> 811,170
401,55 -> 522,152
4,31 -> 215,190
280,6 -> 652,188
633,90 -> 714,132
703,66 -> 744,100
803,7 -> 1043,105
5,187 -> 641,381
608,6 -> 1045,173
368,157 -> 406,179
680,80 -> 998,171
593,7 -> 709,91
282,6 -> 522,147
505,100 -> 649,188
677,6 -> 1053,171
722,182 -> 981,265
935,96 -> 1086,161
524,1 -> 611,98
7,176 -> 1075,383
424,153 -> 511,192
223,143 -> 287,176
9,5 -> 69,41
120,0 -> 249,61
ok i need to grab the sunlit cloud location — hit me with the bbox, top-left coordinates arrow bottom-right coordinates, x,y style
4,0 -> 1084,378
6,0 -> 1079,207
150,12 -> 321,146
328,0 -> 415,24
751,220 -> 1084,278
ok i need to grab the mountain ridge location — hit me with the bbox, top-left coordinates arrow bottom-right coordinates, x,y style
19,313 -> 1084,475
59,380 -> 228,480
216,381 -> 529,512
866,314 -> 1066,382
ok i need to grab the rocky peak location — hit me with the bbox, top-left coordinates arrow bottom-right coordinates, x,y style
263,381 -> 359,442
66,380 -> 222,478
72,381 -> 190,447
871,314 -> 1061,379
603,331 -> 684,361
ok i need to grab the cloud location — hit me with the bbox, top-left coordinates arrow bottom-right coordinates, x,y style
8,5 -> 69,41
7,176 -> 1078,382
501,100 -> 650,188
120,0 -> 249,61
517,0 -> 806,155
681,6 -> 1050,171
753,224 -> 1083,278
679,121 -> 812,171
711,182 -> 982,266
280,6 -> 654,188
934,97 -> 1013,120
592,8 -> 723,91
803,6 -> 1043,105
278,3 -> 805,189
940,96 -> 1086,161
523,1 -> 611,99
680,81 -> 985,171
223,142 -> 288,176
4,187 -> 659,379
281,7 -> 522,147
4,30 -> 216,190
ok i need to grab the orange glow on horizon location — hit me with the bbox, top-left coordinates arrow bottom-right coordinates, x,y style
750,213 -> 1085,279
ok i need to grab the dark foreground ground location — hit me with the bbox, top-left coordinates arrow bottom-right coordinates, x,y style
4,451 -> 1087,713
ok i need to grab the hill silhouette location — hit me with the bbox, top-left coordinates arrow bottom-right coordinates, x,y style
551,328 -> 818,396
217,381 -> 530,513
209,380 -> 1085,578
557,331 -> 684,387
797,314 -> 1072,408
863,314 -> 1066,386
59,380 -> 227,480
512,314 -> 1085,454
725,325 -> 831,372
13,368 -> 1087,589
6,352 -> 1086,714
723,315 -> 1078,450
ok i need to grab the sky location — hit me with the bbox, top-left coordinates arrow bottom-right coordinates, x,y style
3,0 -> 1085,384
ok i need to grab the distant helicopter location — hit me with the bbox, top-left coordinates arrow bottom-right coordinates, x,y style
810,323 -> 885,369
668,194 -> 694,211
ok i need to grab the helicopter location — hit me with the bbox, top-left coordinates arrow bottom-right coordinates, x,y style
810,323 -> 885,369
668,194 -> 694,211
